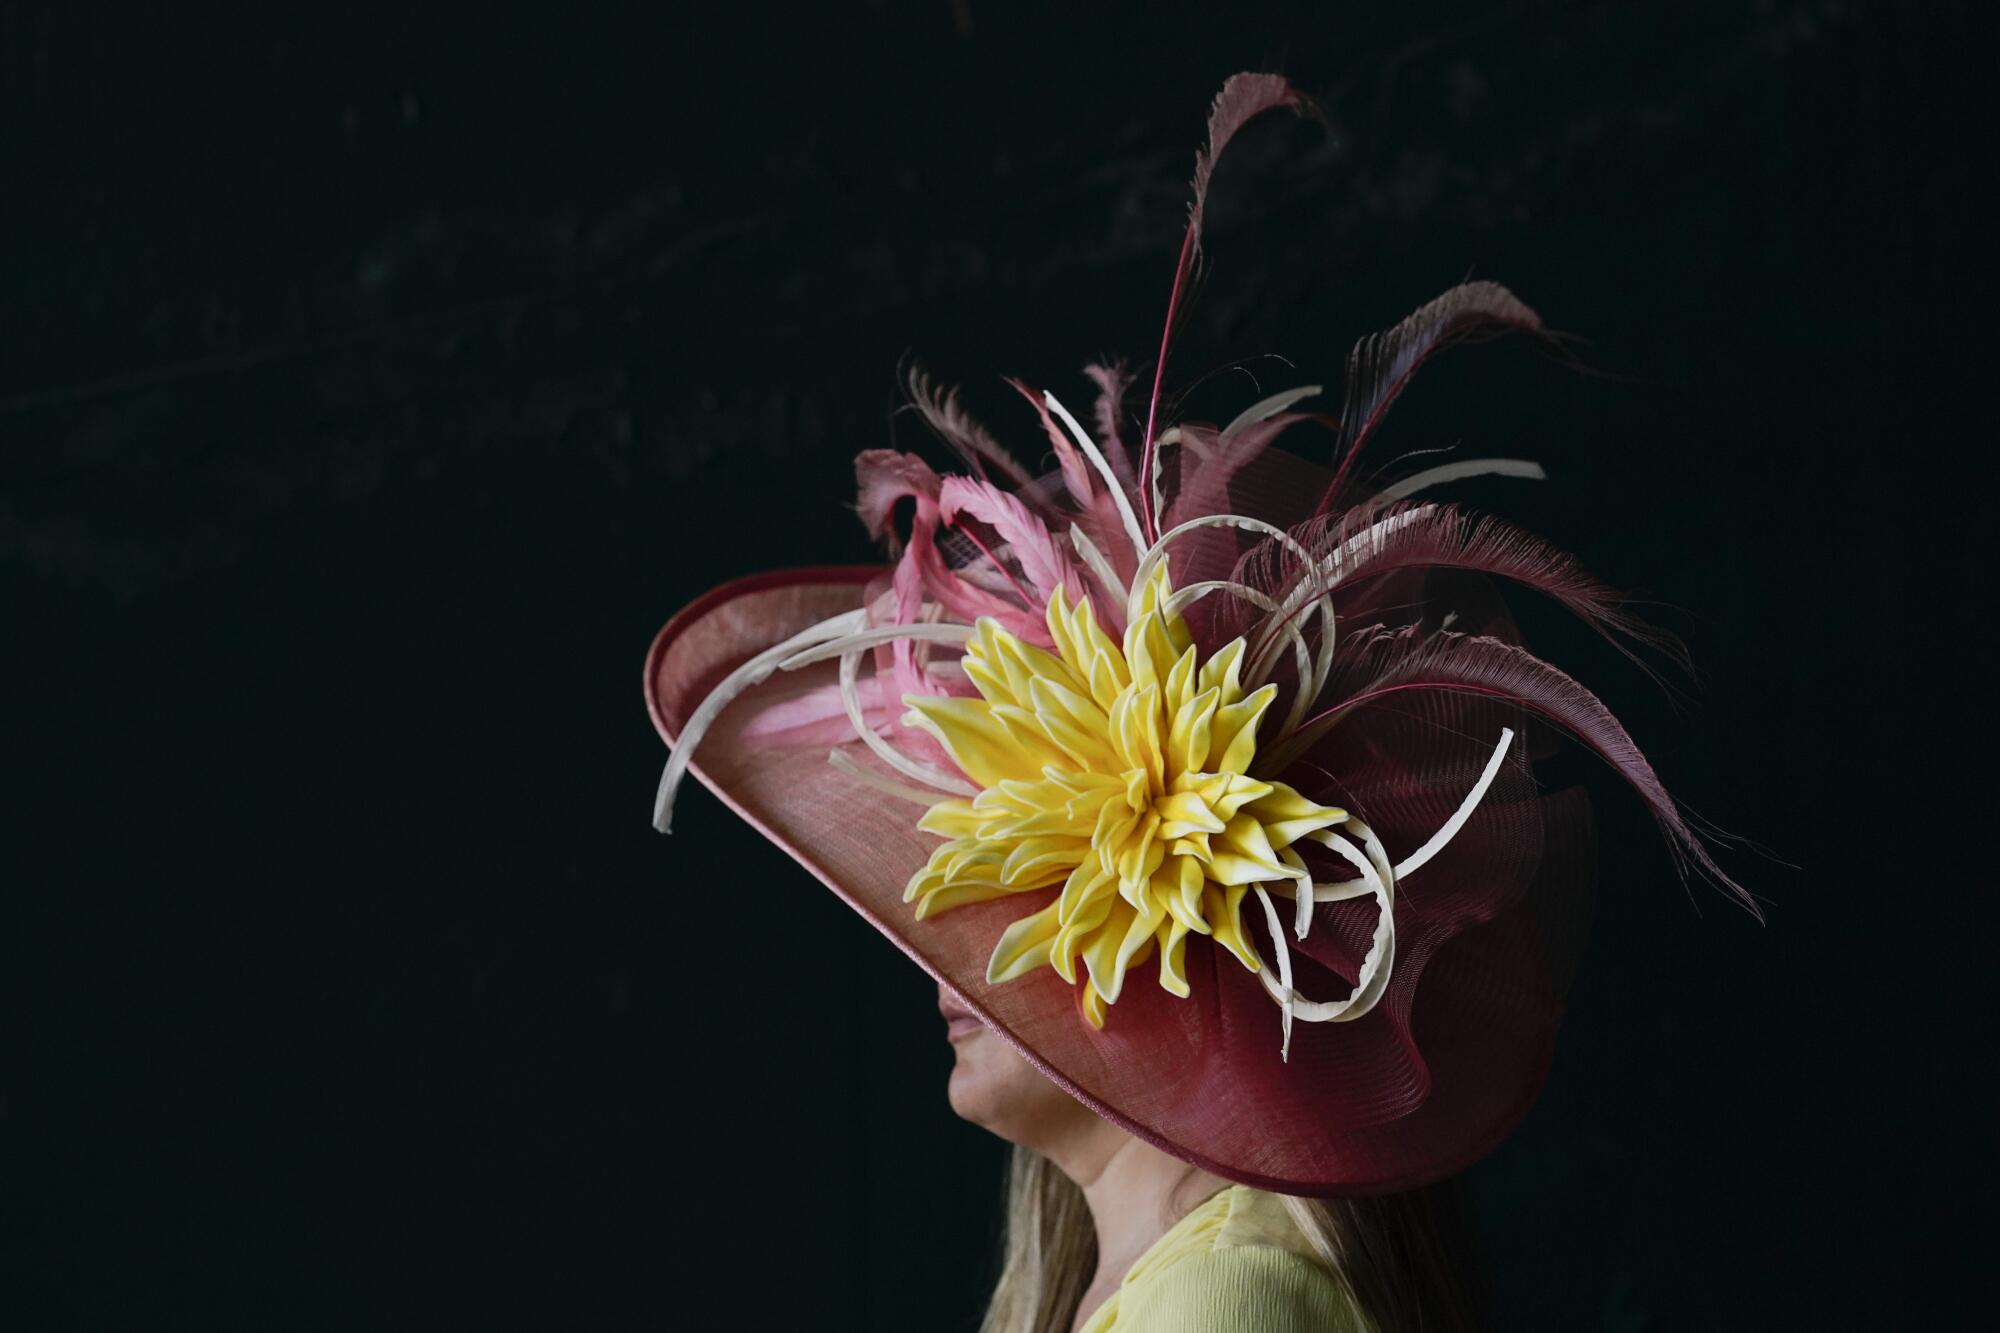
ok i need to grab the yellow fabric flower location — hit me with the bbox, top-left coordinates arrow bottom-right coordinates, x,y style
901,568 -> 1347,1027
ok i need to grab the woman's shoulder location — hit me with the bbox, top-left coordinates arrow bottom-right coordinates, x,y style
1107,1187 -> 1371,1333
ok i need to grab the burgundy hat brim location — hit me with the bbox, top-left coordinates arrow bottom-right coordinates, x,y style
645,565 -> 1590,1197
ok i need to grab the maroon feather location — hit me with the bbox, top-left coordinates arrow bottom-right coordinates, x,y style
1137,73 -> 1310,541
1247,501 -> 1692,687
1316,282 -> 1545,512
1307,626 -> 1757,917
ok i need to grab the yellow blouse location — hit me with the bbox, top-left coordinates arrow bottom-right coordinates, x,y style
1077,1185 -> 1370,1332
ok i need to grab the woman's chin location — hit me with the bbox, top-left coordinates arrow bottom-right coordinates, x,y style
944,1028 -> 1091,1147
945,1033 -> 1001,1124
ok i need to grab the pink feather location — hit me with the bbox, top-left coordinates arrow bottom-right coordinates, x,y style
854,448 -> 942,549
1004,377 -> 1096,508
905,363 -> 1033,489
1082,361 -> 1139,489
998,377 -> 1139,612
937,475 -> 1089,606
852,450 -> 1046,649
740,674 -> 898,747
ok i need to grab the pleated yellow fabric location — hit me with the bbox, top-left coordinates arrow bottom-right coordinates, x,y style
1077,1185 -> 1370,1332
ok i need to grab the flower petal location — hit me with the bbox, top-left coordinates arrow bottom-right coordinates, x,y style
1249,782 -> 1348,849
904,696 -> 1053,787
1155,789 -> 1226,840
1157,917 -> 1193,998
1208,683 -> 1278,774
987,900 -> 1065,983
1204,883 -> 1264,972
1165,684 -> 1221,778
916,800 -> 986,839
1205,813 -> 1290,885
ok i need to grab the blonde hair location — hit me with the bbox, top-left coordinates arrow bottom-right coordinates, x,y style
978,1146 -> 1486,1333
979,1148 -> 1096,1333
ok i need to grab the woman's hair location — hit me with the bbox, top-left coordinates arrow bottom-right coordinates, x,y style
978,1146 -> 1489,1333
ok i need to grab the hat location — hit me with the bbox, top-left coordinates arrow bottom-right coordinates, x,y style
643,73 -> 1752,1196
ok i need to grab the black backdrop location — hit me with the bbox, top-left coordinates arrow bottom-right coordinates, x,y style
2,3 -> 1985,1329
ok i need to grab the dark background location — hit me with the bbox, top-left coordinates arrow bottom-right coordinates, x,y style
2,2 -> 1985,1329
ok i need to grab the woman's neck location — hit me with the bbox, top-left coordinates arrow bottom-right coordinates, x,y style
1046,1125 -> 1231,1311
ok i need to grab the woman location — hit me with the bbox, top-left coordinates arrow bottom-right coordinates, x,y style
942,982 -> 1486,1332
645,72 -> 1751,1330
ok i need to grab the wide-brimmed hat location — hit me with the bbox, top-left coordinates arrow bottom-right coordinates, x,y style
644,73 -> 1751,1197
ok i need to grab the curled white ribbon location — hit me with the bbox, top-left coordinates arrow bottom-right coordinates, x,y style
653,616 -> 976,831
1248,727 -> 1514,1060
